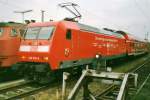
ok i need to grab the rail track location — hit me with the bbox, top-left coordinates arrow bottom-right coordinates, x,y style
0,79 -> 59,100
91,56 -> 150,100
130,59 -> 150,98
0,55 -> 149,100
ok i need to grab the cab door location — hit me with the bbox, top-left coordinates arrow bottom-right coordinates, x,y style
64,29 -> 73,58
64,29 -> 79,59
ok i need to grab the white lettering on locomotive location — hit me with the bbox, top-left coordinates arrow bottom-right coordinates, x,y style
95,36 -> 118,42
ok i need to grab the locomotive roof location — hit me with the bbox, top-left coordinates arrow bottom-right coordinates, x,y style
27,21 -> 101,33
27,21 -> 125,39
0,22 -> 24,27
27,21 -> 80,31
27,21 -> 58,27
77,23 -> 100,33
77,23 -> 124,38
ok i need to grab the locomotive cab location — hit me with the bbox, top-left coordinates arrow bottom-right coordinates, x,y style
19,22 -> 56,65
0,22 -> 25,68
19,21 -> 79,69
18,21 -> 64,83
18,21 -> 85,83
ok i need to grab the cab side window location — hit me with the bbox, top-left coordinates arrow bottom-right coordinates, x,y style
10,29 -> 18,37
66,29 -> 72,40
0,28 -> 3,36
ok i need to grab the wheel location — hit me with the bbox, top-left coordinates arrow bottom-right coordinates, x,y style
24,74 -> 34,82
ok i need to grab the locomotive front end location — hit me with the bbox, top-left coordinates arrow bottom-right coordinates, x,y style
0,23 -> 23,68
17,22 -> 57,83
19,26 -> 54,63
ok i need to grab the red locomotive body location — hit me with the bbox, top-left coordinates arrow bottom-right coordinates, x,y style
0,22 -> 25,69
19,21 -> 127,68
17,21 -> 132,83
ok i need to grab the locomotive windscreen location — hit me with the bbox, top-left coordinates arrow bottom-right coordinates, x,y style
0,28 -> 3,36
25,26 -> 55,39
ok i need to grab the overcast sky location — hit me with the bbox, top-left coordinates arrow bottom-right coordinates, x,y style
0,0 -> 150,40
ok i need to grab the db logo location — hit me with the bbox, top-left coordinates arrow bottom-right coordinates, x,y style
64,48 -> 70,57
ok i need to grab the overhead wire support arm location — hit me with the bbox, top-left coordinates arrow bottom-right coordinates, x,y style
14,10 -> 33,23
64,6 -> 79,18
72,5 -> 81,18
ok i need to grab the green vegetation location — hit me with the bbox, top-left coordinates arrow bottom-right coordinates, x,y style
113,54 -> 149,72
134,76 -> 150,100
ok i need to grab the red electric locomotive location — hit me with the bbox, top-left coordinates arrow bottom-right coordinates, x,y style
0,22 -> 25,72
13,2 -> 148,83
15,20 -> 130,83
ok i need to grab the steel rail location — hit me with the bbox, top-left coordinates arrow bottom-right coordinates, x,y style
0,79 -> 30,91
0,79 -> 59,100
135,73 -> 150,95
130,59 -> 150,73
91,55 -> 150,100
